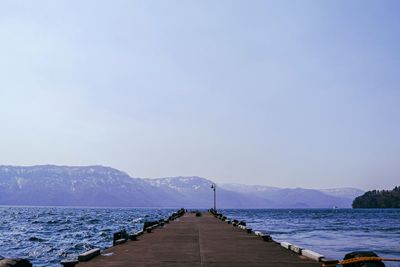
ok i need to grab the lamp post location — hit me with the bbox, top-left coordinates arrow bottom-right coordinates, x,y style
211,183 -> 216,211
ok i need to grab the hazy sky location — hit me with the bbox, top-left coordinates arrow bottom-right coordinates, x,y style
1,1 -> 399,190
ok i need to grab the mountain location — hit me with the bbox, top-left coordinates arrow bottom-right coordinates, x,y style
0,165 -> 363,208
320,188 -> 365,200
0,165 -> 176,207
220,184 -> 363,208
220,183 -> 280,193
143,177 -> 272,208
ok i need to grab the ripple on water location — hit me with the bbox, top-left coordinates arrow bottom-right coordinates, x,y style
0,207 -> 175,266
222,209 -> 400,261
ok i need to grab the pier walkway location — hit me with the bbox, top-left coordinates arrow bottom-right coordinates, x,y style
78,212 -> 322,267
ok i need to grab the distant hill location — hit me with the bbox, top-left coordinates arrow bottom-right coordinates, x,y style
319,187 -> 365,200
0,165 -> 363,208
220,183 -> 362,208
352,186 -> 400,208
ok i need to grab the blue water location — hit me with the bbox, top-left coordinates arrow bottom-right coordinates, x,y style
0,207 -> 175,266
0,207 -> 399,266
222,209 -> 400,266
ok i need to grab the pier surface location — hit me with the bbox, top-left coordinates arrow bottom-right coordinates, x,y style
79,213 -> 322,267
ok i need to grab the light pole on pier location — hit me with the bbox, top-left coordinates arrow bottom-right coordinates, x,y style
211,183 -> 216,211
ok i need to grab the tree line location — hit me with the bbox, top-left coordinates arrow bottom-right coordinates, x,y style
352,186 -> 400,208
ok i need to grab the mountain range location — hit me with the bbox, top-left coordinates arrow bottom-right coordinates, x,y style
0,165 -> 364,208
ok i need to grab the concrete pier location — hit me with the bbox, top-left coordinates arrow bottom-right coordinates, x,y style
78,212 -> 322,266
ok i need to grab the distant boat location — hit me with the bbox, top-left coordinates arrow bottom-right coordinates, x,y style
333,205 -> 338,209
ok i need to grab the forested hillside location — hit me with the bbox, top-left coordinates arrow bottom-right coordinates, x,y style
352,186 -> 400,208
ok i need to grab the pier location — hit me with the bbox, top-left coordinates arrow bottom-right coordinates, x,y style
76,211 -> 323,267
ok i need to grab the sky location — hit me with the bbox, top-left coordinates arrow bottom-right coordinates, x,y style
0,0 -> 399,190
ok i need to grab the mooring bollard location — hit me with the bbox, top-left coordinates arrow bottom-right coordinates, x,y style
60,259 -> 79,267
113,230 -> 129,246
209,208 -> 217,215
261,234 -> 272,242
254,231 -> 263,236
143,221 -> 159,232
342,251 -> 385,267
158,219 -> 165,227
246,228 -> 252,234
130,235 -> 138,241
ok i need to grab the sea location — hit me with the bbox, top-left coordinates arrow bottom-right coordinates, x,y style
0,207 -> 399,266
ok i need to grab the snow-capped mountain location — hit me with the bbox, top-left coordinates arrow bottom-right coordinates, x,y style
144,176 -> 213,193
220,183 -> 280,193
0,165 -> 364,208
0,165 -> 177,207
